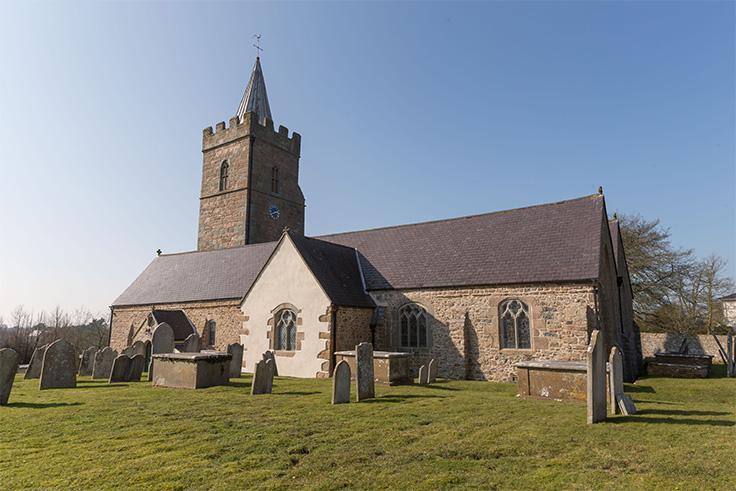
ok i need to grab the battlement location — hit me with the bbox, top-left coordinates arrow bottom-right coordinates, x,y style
202,111 -> 301,155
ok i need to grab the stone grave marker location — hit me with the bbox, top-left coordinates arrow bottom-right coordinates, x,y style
418,365 -> 428,385
183,333 -> 201,353
0,348 -> 20,405
128,354 -> 145,382
24,344 -> 48,380
264,359 -> 275,393
586,330 -> 607,424
92,347 -> 118,379
227,343 -> 244,378
262,350 -> 279,376
251,360 -> 270,395
109,355 -> 132,383
40,339 -> 77,390
332,359 -> 351,404
608,346 -> 625,415
355,342 -> 375,401
148,322 -> 175,381
618,394 -> 637,416
131,340 -> 146,357
428,359 -> 437,383
78,347 -> 97,376
122,346 -> 135,357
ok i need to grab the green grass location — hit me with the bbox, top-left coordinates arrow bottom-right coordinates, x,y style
1,367 -> 734,490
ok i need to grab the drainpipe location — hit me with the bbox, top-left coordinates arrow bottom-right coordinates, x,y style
107,307 -> 113,348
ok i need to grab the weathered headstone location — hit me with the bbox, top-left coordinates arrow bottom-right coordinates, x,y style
78,347 -> 97,376
92,347 -> 118,379
40,339 -> 77,390
418,365 -> 428,385
262,350 -> 279,376
355,342 -> 375,401
227,343 -> 244,378
587,330 -> 607,424
122,346 -> 135,357
251,360 -> 271,395
0,348 -> 20,405
148,322 -> 175,381
128,354 -> 145,382
428,358 -> 437,383
332,360 -> 351,404
264,359 -> 275,393
24,344 -> 48,379
131,340 -> 146,357
109,355 -> 132,383
183,333 -> 201,353
618,393 -> 637,416
608,346 -> 625,415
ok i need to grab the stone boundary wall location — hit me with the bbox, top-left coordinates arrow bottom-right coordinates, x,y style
639,332 -> 730,363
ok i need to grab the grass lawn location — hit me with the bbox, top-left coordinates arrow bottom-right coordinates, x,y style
1,367 -> 734,490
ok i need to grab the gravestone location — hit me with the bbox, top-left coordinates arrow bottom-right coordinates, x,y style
0,348 -> 20,405
122,346 -> 135,357
355,342 -> 375,401
618,393 -> 637,416
128,354 -> 145,382
428,359 -> 437,383
251,360 -> 271,395
332,360 -> 351,404
148,323 -> 175,381
78,347 -> 97,376
418,365 -> 428,385
227,343 -> 244,378
109,355 -> 132,383
131,340 -> 146,357
92,347 -> 118,379
264,359 -> 275,393
183,333 -> 201,353
262,350 -> 279,376
40,339 -> 77,390
24,344 -> 48,380
608,346 -> 625,415
586,330 -> 607,424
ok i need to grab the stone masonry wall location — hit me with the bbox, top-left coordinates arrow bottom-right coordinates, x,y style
110,300 -> 245,352
334,307 -> 374,352
639,332 -> 730,363
370,283 -> 599,382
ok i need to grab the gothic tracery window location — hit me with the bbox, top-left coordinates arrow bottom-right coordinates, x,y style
219,161 -> 229,191
399,303 -> 428,348
275,308 -> 297,351
499,299 -> 531,349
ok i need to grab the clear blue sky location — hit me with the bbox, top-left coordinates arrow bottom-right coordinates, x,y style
0,1 -> 734,321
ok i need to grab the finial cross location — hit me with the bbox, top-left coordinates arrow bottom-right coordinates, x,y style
253,34 -> 263,57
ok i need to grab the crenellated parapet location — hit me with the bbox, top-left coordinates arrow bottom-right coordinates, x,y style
202,111 -> 301,155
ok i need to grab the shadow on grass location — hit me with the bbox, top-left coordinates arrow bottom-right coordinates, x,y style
6,402 -> 83,409
74,383 -> 130,389
637,408 -> 732,417
419,384 -> 461,392
363,394 -> 447,404
608,416 -> 734,427
625,384 -> 656,393
274,391 -> 321,396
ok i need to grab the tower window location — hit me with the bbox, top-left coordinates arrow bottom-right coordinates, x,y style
271,166 -> 279,194
499,299 -> 531,349
219,161 -> 229,192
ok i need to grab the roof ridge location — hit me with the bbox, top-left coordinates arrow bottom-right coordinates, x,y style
158,240 -> 277,258
318,193 -> 602,239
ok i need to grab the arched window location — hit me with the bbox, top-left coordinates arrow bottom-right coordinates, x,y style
274,308 -> 297,350
499,299 -> 531,349
206,320 -> 216,346
399,304 -> 428,348
219,161 -> 229,191
271,166 -> 279,193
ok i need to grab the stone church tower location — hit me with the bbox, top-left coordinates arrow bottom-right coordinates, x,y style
197,57 -> 305,251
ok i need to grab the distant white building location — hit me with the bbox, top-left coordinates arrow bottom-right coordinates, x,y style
721,293 -> 736,327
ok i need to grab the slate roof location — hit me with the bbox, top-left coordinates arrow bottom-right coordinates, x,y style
150,309 -> 197,341
720,293 -> 736,301
112,194 -> 606,307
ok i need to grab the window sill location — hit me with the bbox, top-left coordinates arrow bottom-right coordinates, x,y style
273,350 -> 297,357
499,348 -> 534,353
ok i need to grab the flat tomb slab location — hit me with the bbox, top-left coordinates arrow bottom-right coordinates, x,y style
334,351 -> 413,386
647,361 -> 710,378
516,360 -> 587,401
152,352 -> 232,389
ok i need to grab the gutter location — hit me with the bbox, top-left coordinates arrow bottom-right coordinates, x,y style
107,307 -> 114,348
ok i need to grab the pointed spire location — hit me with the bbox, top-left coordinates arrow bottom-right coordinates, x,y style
237,57 -> 272,125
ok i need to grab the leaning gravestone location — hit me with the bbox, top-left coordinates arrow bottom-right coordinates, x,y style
131,340 -> 146,357
109,355 -> 132,383
0,348 -> 20,405
148,323 -> 175,381
428,359 -> 437,383
418,365 -> 428,385
587,330 -> 607,424
618,393 -> 637,416
183,333 -> 200,353
251,360 -> 270,395
92,347 -> 118,379
78,347 -> 97,376
128,354 -> 145,382
608,346 -> 625,415
332,359 -> 351,404
262,350 -> 279,376
24,344 -> 48,380
227,343 -> 244,378
40,339 -> 77,390
355,342 -> 375,401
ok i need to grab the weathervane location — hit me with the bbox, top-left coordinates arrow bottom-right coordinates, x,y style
253,34 -> 263,57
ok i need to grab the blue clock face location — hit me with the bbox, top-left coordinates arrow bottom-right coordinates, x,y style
269,205 -> 280,220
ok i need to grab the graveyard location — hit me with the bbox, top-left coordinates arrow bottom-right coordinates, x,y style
0,365 -> 733,489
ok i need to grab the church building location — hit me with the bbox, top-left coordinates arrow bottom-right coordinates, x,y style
110,57 -> 642,383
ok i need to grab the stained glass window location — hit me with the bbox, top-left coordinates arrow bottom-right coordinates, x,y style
499,300 -> 531,349
399,304 -> 429,348
275,309 -> 297,351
